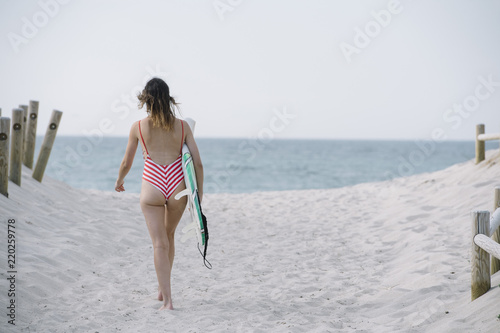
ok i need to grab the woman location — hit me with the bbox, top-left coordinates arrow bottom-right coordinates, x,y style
115,78 -> 204,310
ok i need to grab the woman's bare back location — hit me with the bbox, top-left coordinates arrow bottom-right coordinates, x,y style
138,117 -> 185,165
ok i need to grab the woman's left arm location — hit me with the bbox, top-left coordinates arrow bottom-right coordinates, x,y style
115,122 -> 139,192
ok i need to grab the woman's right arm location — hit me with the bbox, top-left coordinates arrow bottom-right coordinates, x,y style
115,122 -> 139,192
184,122 -> 204,202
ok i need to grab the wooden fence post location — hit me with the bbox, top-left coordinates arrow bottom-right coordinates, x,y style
475,124 -> 485,164
0,117 -> 10,197
9,109 -> 24,186
492,187 -> 500,275
19,104 -> 28,152
32,110 -> 62,182
471,210 -> 491,300
23,100 -> 39,169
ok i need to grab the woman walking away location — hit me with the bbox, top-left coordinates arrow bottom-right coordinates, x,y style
114,78 -> 204,310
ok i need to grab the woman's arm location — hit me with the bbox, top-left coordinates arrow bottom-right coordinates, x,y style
115,122 -> 139,192
184,121 -> 204,202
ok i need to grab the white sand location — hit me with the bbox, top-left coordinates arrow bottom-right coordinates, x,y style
1,150 -> 500,332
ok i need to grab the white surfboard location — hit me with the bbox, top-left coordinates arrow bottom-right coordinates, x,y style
174,118 -> 207,247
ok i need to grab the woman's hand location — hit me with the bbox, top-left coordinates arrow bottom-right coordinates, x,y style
115,179 -> 125,192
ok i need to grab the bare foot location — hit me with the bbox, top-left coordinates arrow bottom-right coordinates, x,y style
159,301 -> 174,310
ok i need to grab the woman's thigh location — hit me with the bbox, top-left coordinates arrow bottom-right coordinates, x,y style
165,182 -> 187,234
140,180 -> 168,244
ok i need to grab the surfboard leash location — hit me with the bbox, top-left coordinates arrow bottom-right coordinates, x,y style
197,199 -> 212,269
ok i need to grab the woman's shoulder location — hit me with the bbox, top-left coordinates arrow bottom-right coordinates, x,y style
130,120 -> 140,129
178,118 -> 191,133
176,117 -> 187,131
129,119 -> 146,136
132,117 -> 150,127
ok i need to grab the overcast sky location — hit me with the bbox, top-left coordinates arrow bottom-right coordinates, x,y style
0,0 -> 499,140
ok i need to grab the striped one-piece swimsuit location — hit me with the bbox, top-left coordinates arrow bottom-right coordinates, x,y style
138,120 -> 185,201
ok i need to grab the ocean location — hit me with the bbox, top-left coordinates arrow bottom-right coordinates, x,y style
33,136 -> 498,194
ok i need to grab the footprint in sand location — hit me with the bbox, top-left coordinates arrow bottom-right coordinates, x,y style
473,181 -> 492,188
404,214 -> 430,222
411,225 -> 428,233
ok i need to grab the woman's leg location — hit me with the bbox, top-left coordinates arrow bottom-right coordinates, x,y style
158,182 -> 187,301
166,182 -> 187,269
140,181 -> 174,310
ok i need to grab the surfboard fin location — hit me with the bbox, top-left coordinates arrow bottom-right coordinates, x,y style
181,222 -> 197,243
182,221 -> 197,233
181,229 -> 197,243
174,188 -> 190,200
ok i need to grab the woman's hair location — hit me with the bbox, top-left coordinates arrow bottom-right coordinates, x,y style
137,78 -> 178,129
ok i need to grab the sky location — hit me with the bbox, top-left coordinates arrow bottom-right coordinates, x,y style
0,0 -> 499,140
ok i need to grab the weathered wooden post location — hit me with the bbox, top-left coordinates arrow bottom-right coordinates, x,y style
32,110 -> 63,182
9,109 -> 24,186
475,124 -> 485,164
492,187 -> 500,275
471,210 -> 491,300
23,100 -> 39,169
19,105 -> 27,115
0,117 -> 10,197
19,104 -> 28,151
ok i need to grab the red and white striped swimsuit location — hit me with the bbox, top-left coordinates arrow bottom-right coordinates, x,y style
138,120 -> 185,201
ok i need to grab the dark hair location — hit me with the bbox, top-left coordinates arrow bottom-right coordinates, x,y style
137,78 -> 178,130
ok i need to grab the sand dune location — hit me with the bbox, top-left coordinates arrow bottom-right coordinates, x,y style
1,150 -> 500,332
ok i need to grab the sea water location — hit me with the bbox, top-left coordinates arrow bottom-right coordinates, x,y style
33,136 -> 498,194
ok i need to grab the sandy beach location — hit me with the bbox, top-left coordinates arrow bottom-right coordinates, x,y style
1,149 -> 500,332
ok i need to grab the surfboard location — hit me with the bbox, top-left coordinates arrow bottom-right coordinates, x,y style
174,118 -> 211,268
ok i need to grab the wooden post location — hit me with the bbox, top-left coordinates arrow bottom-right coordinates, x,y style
9,109 -> 24,186
472,210 -> 491,300
19,104 -> 28,152
492,187 -> 500,275
23,100 -> 39,169
0,117 -> 10,197
32,110 -> 63,182
475,124 -> 485,164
